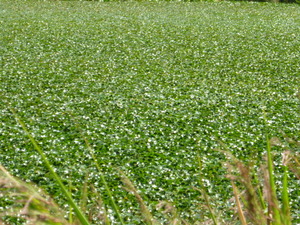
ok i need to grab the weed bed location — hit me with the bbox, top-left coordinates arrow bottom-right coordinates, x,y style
0,1 -> 299,223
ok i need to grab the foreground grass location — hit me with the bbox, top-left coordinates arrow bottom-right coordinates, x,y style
0,0 -> 299,223
1,123 -> 299,224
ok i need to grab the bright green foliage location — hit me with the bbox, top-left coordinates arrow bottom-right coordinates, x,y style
0,1 -> 299,223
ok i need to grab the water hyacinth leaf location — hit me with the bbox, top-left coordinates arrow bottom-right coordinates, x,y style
1,1 -> 299,223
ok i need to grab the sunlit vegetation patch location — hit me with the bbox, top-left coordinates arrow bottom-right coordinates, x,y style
0,1 -> 299,223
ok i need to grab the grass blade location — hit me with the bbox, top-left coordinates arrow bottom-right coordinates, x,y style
119,170 -> 158,225
11,108 -> 90,225
252,169 -> 267,212
71,114 -> 125,225
80,173 -> 89,214
263,111 -> 282,225
0,165 -> 69,224
197,153 -> 219,225
266,137 -> 281,225
90,185 -> 111,225
230,181 -> 247,225
69,179 -> 74,224
281,152 -> 291,225
83,140 -> 125,225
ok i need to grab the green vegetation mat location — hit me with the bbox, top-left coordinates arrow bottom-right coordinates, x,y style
1,0 -> 299,223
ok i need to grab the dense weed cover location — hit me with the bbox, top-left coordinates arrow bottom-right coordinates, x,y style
0,1 -> 299,223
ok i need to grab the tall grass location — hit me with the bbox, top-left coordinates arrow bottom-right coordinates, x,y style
223,144 -> 294,225
10,108 -> 91,225
0,110 -> 298,224
0,164 -> 69,224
